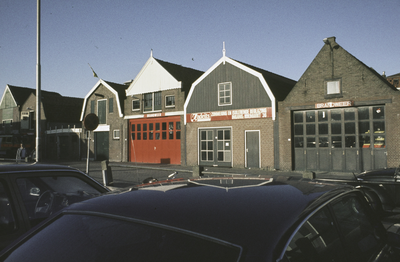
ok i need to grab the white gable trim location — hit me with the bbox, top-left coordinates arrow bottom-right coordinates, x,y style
125,56 -> 181,96
183,56 -> 276,125
0,85 -> 18,108
80,79 -> 123,121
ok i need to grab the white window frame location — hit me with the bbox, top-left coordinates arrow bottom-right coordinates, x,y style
165,95 -> 175,108
113,129 -> 120,140
218,82 -> 232,106
325,79 -> 342,97
132,99 -> 140,112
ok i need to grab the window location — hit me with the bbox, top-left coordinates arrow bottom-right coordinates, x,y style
132,99 -> 140,111
97,100 -> 106,124
109,98 -> 113,113
144,92 -> 162,112
218,82 -> 232,106
0,180 -> 16,235
113,130 -> 120,139
325,79 -> 342,97
165,95 -> 175,108
393,79 -> 399,86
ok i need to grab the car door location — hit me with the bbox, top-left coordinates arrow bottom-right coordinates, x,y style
0,176 -> 29,251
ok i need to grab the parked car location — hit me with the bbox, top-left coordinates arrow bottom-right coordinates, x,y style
1,176 -> 400,261
0,163 -> 110,250
316,168 -> 400,218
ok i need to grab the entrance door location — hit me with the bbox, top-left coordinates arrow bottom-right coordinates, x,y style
246,131 -> 260,168
95,131 -> 109,161
199,128 -> 232,167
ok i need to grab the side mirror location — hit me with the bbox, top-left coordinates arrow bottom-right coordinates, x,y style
29,187 -> 40,197
387,223 -> 400,248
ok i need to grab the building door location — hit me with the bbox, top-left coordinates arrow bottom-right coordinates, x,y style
293,106 -> 386,172
246,131 -> 260,168
199,128 -> 232,167
129,116 -> 181,164
95,131 -> 109,161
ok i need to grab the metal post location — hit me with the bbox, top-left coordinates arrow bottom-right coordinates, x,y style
36,0 -> 41,162
86,131 -> 90,174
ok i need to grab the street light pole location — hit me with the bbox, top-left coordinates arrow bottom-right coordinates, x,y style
36,0 -> 41,162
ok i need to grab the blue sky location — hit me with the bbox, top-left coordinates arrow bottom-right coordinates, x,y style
0,0 -> 399,98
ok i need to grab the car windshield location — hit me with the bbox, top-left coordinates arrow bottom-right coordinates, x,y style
16,174 -> 103,226
3,213 -> 242,262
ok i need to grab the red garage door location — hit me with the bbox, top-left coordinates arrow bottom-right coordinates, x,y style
129,116 -> 181,164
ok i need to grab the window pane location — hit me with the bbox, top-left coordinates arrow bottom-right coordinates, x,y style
176,122 -> 181,130
345,122 -> 355,134
374,135 -> 385,148
344,109 -> 355,121
285,207 -> 344,262
208,141 -> 213,150
332,196 -> 382,261
294,124 -> 303,135
331,110 -> 341,121
132,100 -> 140,110
345,136 -> 356,148
144,93 -> 152,111
149,123 -> 153,131
331,123 -> 341,134
169,122 -> 173,130
98,100 -> 106,124
137,133 -> 141,140
327,80 -> 340,94
108,98 -> 113,113
131,133 -> 135,140
162,122 -> 167,130
224,130 -> 230,140
143,124 -> 147,131
137,124 -> 141,132
162,132 -> 166,140
318,110 -> 328,122
294,112 -> 303,123
218,130 -> 223,140
294,137 -> 304,148
149,132 -> 153,140
176,131 -> 181,140
360,135 -> 370,148
319,137 -> 328,147
373,107 -> 384,119
332,136 -> 342,148
306,111 -> 315,122
359,122 -> 370,134
143,132 -> 147,140
156,123 -> 160,131
155,133 -> 160,140
201,131 -> 207,140
318,123 -> 328,135
0,180 -> 16,234
218,152 -> 224,161
306,124 -> 315,135
358,107 -> 369,120
306,137 -> 315,148
166,96 -> 175,107
373,121 -> 384,133
154,92 -> 161,110
208,152 -> 213,160
169,131 -> 173,139
131,124 -> 135,132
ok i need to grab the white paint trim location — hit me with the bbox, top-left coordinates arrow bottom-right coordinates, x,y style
94,124 -> 110,132
80,79 -> 124,121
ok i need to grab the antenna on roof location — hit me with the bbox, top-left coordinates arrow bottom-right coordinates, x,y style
223,42 -> 226,65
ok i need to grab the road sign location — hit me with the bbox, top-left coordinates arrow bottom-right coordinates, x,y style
83,113 -> 99,131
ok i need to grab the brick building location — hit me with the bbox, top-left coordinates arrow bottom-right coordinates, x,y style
124,53 -> 203,165
279,37 -> 400,172
386,73 -> 400,89
184,50 -> 296,169
80,79 -> 128,161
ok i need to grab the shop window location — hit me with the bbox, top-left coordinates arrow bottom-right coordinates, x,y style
165,95 -> 175,108
218,82 -> 232,106
113,130 -> 120,140
132,99 -> 140,111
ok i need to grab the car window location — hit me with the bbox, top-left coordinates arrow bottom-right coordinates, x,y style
0,180 -> 16,235
331,195 -> 383,261
284,206 -> 346,262
16,175 -> 103,227
3,214 -> 242,262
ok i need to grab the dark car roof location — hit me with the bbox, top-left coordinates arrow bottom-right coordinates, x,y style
63,177 -> 353,260
358,168 -> 396,177
0,163 -> 82,173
